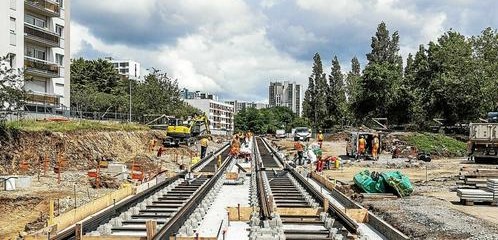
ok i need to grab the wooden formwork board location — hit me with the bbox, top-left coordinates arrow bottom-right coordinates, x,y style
276,207 -> 322,216
345,208 -> 368,223
169,237 -> 217,240
51,185 -> 133,232
310,171 -> 336,191
226,206 -> 253,221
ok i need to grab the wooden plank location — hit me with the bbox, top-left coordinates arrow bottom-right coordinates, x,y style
275,207 -> 321,216
169,237 -> 217,240
310,171 -> 336,191
52,185 -> 133,232
82,237 -> 146,240
226,206 -> 252,221
345,208 -> 368,223
225,172 -> 239,180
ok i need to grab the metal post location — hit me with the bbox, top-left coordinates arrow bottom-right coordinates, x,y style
129,79 -> 132,122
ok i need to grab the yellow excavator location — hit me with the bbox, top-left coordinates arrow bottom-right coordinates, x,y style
164,114 -> 211,147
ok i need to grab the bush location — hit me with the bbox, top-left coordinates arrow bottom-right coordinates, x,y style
402,133 -> 466,157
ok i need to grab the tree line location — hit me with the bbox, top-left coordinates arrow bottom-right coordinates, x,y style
234,106 -> 309,134
303,22 -> 498,130
70,58 -> 199,119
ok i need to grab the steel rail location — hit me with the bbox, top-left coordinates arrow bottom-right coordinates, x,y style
259,137 -> 359,232
152,152 -> 234,239
53,143 -> 229,240
259,137 -> 409,239
254,137 -> 272,220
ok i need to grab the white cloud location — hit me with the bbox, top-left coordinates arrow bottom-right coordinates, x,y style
71,0 -> 309,101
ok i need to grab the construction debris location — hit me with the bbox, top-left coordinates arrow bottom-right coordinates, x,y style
457,189 -> 496,205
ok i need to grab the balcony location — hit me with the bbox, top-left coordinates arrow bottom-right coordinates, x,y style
24,0 -> 60,17
24,24 -> 60,47
24,56 -> 60,78
25,92 -> 60,106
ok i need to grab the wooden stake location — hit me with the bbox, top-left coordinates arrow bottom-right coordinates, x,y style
48,199 -> 54,226
75,223 -> 82,240
146,220 -> 157,240
323,198 -> 329,211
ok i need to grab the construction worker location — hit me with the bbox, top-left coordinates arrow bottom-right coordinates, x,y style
230,134 -> 241,157
372,134 -> 380,160
316,154 -> 324,172
317,130 -> 324,148
294,140 -> 304,165
200,137 -> 209,159
358,136 -> 366,159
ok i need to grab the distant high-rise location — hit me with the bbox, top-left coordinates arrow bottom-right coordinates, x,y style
268,81 -> 301,116
105,57 -> 141,81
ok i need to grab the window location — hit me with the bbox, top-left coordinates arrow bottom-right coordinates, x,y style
56,54 -> 64,66
56,0 -> 63,8
120,62 -> 129,67
8,54 -> 16,68
10,18 -> 16,46
120,68 -> 129,74
55,24 -> 63,37
56,83 -> 64,87
25,46 -> 47,60
10,0 -> 16,10
10,17 -> 16,31
25,14 -> 46,28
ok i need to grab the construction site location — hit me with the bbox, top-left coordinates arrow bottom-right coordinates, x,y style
0,114 -> 497,240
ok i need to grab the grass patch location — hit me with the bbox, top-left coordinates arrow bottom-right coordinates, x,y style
5,119 -> 149,132
402,132 -> 466,157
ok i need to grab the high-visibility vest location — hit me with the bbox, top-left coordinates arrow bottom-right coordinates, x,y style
200,138 -> 208,147
317,133 -> 324,141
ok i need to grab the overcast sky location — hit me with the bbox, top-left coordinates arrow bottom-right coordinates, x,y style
71,0 -> 497,102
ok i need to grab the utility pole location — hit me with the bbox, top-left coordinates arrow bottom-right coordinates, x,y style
129,78 -> 132,122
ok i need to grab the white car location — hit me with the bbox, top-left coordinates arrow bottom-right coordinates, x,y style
275,129 -> 286,138
293,127 -> 311,141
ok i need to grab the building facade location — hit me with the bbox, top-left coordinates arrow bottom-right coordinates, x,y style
225,100 -> 268,113
180,88 -> 219,101
106,57 -> 141,81
185,99 -> 234,135
1,0 -> 71,111
268,81 -> 301,116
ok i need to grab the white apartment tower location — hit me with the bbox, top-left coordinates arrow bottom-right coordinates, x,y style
106,57 -> 141,81
185,99 -> 234,135
268,81 -> 302,116
1,0 -> 70,111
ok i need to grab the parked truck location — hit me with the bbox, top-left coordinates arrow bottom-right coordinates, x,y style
468,112 -> 498,163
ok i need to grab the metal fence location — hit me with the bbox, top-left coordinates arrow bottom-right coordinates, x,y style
1,108 -> 144,123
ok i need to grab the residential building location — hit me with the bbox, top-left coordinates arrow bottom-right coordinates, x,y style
180,88 -> 219,101
106,57 -> 141,81
185,99 -> 234,135
225,100 -> 268,113
0,0 -> 71,111
268,81 -> 301,116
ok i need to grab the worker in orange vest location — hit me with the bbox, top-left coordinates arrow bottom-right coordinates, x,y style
317,130 -> 324,148
294,141 -> 304,165
358,136 -> 366,159
372,134 -> 380,160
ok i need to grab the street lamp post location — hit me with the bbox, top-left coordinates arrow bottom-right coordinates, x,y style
129,78 -> 132,122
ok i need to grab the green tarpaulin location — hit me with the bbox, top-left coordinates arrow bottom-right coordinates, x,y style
353,169 -> 413,197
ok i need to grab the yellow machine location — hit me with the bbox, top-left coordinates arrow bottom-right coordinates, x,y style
164,114 -> 211,146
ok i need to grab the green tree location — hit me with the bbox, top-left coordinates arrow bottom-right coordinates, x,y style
327,55 -> 347,126
353,22 -> 405,123
345,57 -> 361,124
0,55 -> 26,113
427,31 -> 481,124
472,27 -> 498,114
306,53 -> 328,130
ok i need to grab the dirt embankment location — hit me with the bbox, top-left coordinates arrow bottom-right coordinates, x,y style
0,129 -> 167,174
